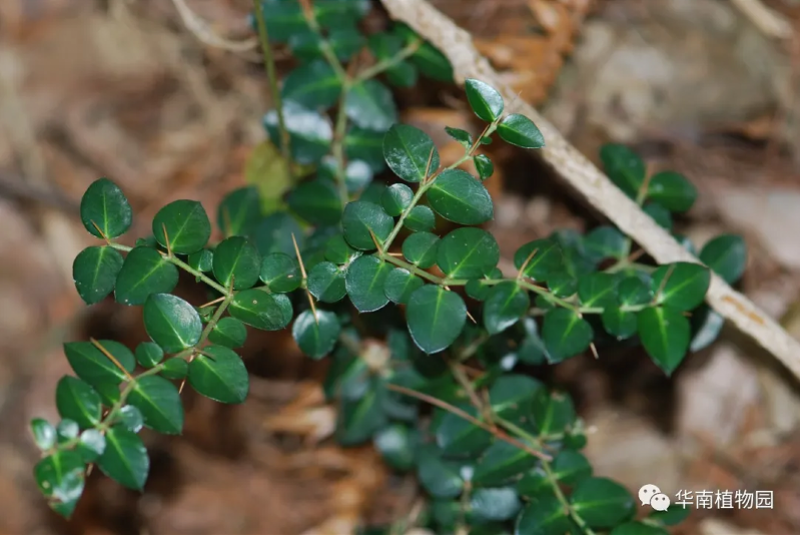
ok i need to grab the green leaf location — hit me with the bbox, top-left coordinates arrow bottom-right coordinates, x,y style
64,340 -> 135,388
118,405 -> 144,432
474,154 -> 494,180
281,60 -> 342,109
646,171 -> 697,212
229,290 -> 293,331
259,253 -> 301,293
437,227 -> 499,279
114,246 -> 178,306
368,33 -> 418,87
383,124 -> 440,183
648,504 -> 691,526
618,276 -> 653,305
30,418 -> 56,450
551,449 -> 592,485
264,102 -> 333,165
578,273 -> 618,307
72,246 -> 124,305
689,305 -> 725,352
374,424 -> 417,471
531,389 -> 576,435
188,249 -> 213,273
252,212 -> 303,257
152,200 -> 211,255
417,447 -> 464,498
80,178 -> 132,239
382,183 -> 414,216
570,477 -> 636,528
406,285 -> 467,354
336,380 -> 388,445
515,495 -> 571,535
610,523 -> 670,535
209,317 -> 247,348
55,376 -> 101,429
255,0 -> 305,43
212,236 -> 261,290
483,282 -> 530,334
465,79 -> 504,122
541,308 -> 593,363
700,234 -> 747,284
583,226 -> 627,262
161,358 -> 188,380
644,202 -> 673,230
435,403 -> 493,457
287,178 -> 343,226
402,232 -> 439,268
428,169 -> 493,225
497,114 -> 544,148
384,267 -> 423,304
404,205 -> 435,232
472,440 -> 538,487
513,238 -> 563,281
345,126 -> 385,172
601,307 -> 638,340
143,294 -> 202,353
293,309 -> 341,359
345,256 -> 392,312
77,429 -> 106,462
651,262 -> 710,311
56,419 -> 79,442
217,186 -> 261,237
345,80 -> 397,131
599,144 -> 645,198
445,126 -> 473,147
135,342 -> 164,368
188,345 -> 248,403
291,25 -> 364,62
308,261 -> 347,303
342,201 -> 394,251
489,374 -> 544,420
98,426 -> 149,490
35,450 -> 85,517
470,487 -> 522,523
128,375 -> 184,434
395,26 -> 453,82
638,306 -> 690,375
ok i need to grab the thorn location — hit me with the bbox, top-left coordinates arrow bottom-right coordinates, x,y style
517,247 -> 539,279
466,310 -> 477,324
199,296 -> 226,308
90,220 -> 110,243
162,223 -> 173,257
291,233 -> 318,324
654,263 -> 676,303
90,338 -> 134,382
369,229 -> 384,256
423,146 -> 436,180
307,291 -> 319,325
590,342 -> 599,360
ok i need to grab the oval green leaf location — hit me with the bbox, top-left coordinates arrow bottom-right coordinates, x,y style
212,236 -> 261,290
281,59 -> 342,109
72,246 -> 124,305
64,340 -> 136,388
188,345 -> 248,404
646,171 -> 697,213
345,255 -> 392,312
34,450 -> 86,517
402,232 -> 439,268
308,261 -> 347,303
406,285 -> 467,354
345,79 -> 397,131
382,183 -> 414,216
599,143 -> 645,198
98,426 -> 149,491
465,79 -> 504,122
152,200 -> 211,255
483,282 -> 530,335
342,201 -> 394,251
570,477 -> 636,528
497,114 -> 544,149
638,306 -> 690,376
55,376 -> 102,429
404,205 -> 435,232
143,293 -> 202,353
292,309 -> 341,359
259,252 -> 301,293
651,262 -> 710,311
437,227 -> 499,279
428,169 -> 493,225
135,341 -> 164,368
80,178 -> 132,239
127,375 -> 184,434
383,124 -> 440,183
699,234 -> 747,285
384,267 -> 424,304
229,290 -> 293,331
541,308 -> 593,363
209,317 -> 247,348
114,247 -> 179,306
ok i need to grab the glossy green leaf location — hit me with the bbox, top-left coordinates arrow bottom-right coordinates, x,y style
77,429 -> 106,462
160,358 -> 188,381
35,450 -> 85,517
404,205 -> 435,232
700,234 -> 747,284
517,317 -> 548,365
406,285 -> 467,354
513,238 -> 563,281
259,252 -> 301,293
428,169 -> 493,225
472,440 -> 538,487
470,487 -> 521,523
646,171 -> 697,212
610,523 -> 670,535
417,447 -> 464,498
342,201 -> 394,251
368,33 -> 418,87
483,282 -> 530,334
384,267 -> 423,304
135,342 -> 164,368
114,246 -> 178,306
128,375 -> 184,434
143,294 -> 202,353
345,126 -> 385,172
287,178 -> 342,226
80,178 -> 132,239
618,276 -> 653,305
402,232 -> 439,268
515,495 -> 571,535
323,235 -> 357,265
308,261 -> 347,303
152,200 -> 211,255
336,380 -> 388,445
570,477 -> 636,528
188,249 -> 213,273
638,306 -> 690,375
217,186 -> 261,237
689,305 -> 725,352
293,309 -> 341,359
345,256 -> 392,312
382,183 -> 413,216
212,236 -> 261,290
497,114 -> 544,148
541,308 -> 593,363
437,227 -> 499,279
374,424 -> 417,471
118,405 -> 144,432
578,273 -> 618,307
445,126 -> 473,147
264,101 -> 333,165
601,307 -> 638,340
31,418 -> 56,450
55,376 -> 102,429
651,262 -> 710,311
474,154 -> 494,180
465,79 -> 504,122
583,226 -> 627,262
72,246 -> 124,305
254,0 -> 305,43
56,419 -> 79,442
98,426 -> 149,490
281,60 -> 341,109
209,317 -> 247,348
599,144 -> 645,198
383,124 -> 440,183
551,449 -> 592,485
489,374 -> 544,421
188,345 -> 248,403
345,80 -> 397,131
644,202 -> 673,230
230,290 -> 293,331
397,28 -> 453,82
252,212 -> 304,257
64,340 -> 135,388
531,389 -> 576,435
435,403 -> 493,457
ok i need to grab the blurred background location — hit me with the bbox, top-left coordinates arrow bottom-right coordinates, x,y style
2,0 -> 800,534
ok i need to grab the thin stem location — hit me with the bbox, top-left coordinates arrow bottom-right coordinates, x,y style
354,39 -> 422,82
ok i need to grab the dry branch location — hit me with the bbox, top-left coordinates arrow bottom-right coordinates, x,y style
379,0 -> 800,379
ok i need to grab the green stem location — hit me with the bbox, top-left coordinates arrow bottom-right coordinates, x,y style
354,39 -> 422,82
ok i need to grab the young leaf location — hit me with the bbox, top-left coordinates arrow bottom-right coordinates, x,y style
651,262 -> 710,311
345,80 -> 397,131
135,342 -> 164,368
496,114 -> 544,148
143,294 -> 202,353
308,262 -> 347,303
427,169 -> 494,225
342,201 -> 394,251
152,200 -> 211,255
127,375 -> 184,434
55,376 -> 102,429
118,405 -> 144,433
188,345 -> 248,404
259,252 -> 301,293
212,236 -> 261,290
345,256 -> 392,312
541,309 -> 593,363
402,232 -> 439,268
280,60 -> 342,110
483,282 -> 530,334
445,126 -> 473,147
638,306 -> 690,375
292,309 -> 341,359
406,285 -> 467,354
513,238 -> 563,281
382,183 -> 414,216
80,178 -> 132,239
384,267 -> 424,304
404,205 -> 435,232
97,426 -> 149,490
209,317 -> 247,348
64,340 -> 135,388
699,234 -> 747,284
264,101 -> 332,165
217,186 -> 261,237
229,291 -> 293,331
570,477 -> 636,528
35,450 -> 85,517
114,247 -> 179,306
383,124 -> 440,183
465,78 -> 504,122
30,418 -> 56,450
646,171 -> 697,213
72,246 -> 124,305
599,144 -> 646,198
437,227 -> 500,279
287,178 -> 343,226
77,429 -> 106,462
474,154 -> 494,180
